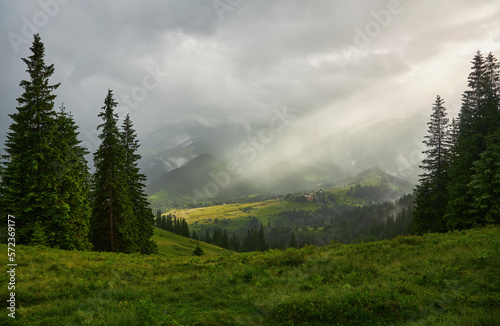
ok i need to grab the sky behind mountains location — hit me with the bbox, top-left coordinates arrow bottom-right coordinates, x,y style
1,0 -> 499,174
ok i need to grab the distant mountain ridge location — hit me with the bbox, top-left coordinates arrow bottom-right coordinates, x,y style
147,153 -> 259,205
148,153 -> 413,208
139,114 -> 427,192
348,167 -> 414,192
339,166 -> 415,202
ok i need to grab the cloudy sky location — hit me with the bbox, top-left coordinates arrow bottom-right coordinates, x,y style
1,0 -> 499,175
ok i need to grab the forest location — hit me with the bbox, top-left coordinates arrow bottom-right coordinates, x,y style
411,51 -> 500,234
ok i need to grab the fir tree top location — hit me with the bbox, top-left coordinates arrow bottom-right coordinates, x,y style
16,34 -> 60,120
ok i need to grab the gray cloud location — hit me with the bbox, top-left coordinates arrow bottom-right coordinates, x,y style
1,0 -> 500,176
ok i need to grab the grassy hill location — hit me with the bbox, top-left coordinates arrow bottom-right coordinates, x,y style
1,226 -> 498,325
152,227 -> 228,256
346,167 -> 414,192
167,198 -> 319,233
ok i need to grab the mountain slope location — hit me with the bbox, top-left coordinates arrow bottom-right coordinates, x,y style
347,167 -> 414,193
246,159 -> 346,194
148,153 -> 259,206
139,115 -> 427,194
149,155 -> 413,210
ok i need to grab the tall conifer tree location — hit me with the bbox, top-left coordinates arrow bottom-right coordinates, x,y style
1,34 -> 90,249
120,114 -> 157,254
51,105 -> 92,250
412,95 -> 451,233
2,34 -> 60,244
91,90 -> 134,252
446,51 -> 500,229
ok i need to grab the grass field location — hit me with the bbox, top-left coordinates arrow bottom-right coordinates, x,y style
166,198 -> 320,232
152,228 -> 228,257
1,226 -> 498,325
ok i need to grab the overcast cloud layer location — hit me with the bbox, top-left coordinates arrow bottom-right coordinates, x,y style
1,0 -> 500,179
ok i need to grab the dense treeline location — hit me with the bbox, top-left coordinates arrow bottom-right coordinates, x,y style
347,183 -> 392,203
412,51 -> 500,234
196,224 -> 269,252
155,212 -> 190,238
0,35 -> 156,253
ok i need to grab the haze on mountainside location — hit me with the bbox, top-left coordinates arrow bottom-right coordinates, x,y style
1,0 -> 499,197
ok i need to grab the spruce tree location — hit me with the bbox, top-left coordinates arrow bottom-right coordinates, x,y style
121,114 -> 157,254
30,221 -> 49,247
180,219 -> 190,238
193,243 -> 204,256
191,231 -> 198,240
449,118 -> 460,146
412,95 -> 451,234
156,210 -> 162,227
289,232 -> 297,248
230,233 -> 240,251
258,224 -> 267,251
222,229 -> 229,248
166,214 -> 173,232
90,90 -> 134,252
468,130 -> 500,224
49,105 -> 92,250
446,51 -> 500,229
0,34 -> 90,248
2,34 -> 59,244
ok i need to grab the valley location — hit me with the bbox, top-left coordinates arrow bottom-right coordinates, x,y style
152,165 -> 415,250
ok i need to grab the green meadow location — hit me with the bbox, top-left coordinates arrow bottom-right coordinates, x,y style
167,198 -> 320,232
152,228 -> 228,257
1,226 -> 498,325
